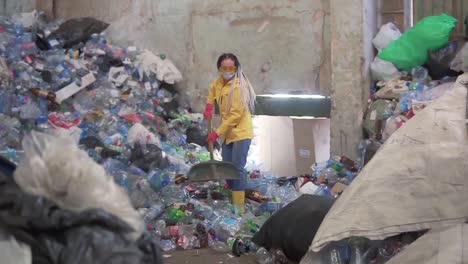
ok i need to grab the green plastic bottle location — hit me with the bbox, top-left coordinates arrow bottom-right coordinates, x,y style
245,219 -> 259,233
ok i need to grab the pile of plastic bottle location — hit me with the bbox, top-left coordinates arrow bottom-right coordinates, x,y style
0,12 -> 365,258
0,12 -> 313,255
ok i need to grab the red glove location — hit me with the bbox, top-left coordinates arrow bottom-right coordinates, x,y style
206,131 -> 218,143
204,104 -> 214,120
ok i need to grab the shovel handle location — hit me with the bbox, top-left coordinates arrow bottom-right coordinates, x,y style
207,118 -> 214,161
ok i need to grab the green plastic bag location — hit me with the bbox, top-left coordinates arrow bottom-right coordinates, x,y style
378,14 -> 457,71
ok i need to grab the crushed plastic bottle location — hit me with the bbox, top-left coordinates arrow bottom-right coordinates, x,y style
411,66 -> 428,83
19,101 -> 40,120
160,239 -> 176,252
142,204 -> 165,223
102,159 -> 130,189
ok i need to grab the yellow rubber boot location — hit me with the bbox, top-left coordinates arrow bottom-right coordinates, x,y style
231,191 -> 245,214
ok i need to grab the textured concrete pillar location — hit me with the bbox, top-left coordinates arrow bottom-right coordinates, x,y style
330,0 -> 366,159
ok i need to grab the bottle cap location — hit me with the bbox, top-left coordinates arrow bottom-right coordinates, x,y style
37,115 -> 48,124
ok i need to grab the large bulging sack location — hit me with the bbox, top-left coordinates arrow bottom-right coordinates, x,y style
386,224 -> 468,264
13,132 -> 144,240
310,73 -> 468,253
0,171 -> 163,264
378,14 -> 457,71
427,41 -> 461,79
252,194 -> 335,262
48,17 -> 110,49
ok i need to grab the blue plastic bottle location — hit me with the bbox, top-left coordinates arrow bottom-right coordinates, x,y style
146,169 -> 171,192
37,98 -> 48,129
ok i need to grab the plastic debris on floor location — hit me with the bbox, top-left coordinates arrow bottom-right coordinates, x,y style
0,11 -> 365,261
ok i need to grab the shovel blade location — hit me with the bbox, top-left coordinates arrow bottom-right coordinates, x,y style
187,160 -> 240,182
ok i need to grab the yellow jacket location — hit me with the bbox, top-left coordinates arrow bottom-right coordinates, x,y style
207,77 -> 253,144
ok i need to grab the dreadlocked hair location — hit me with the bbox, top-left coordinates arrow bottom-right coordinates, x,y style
217,53 -> 256,114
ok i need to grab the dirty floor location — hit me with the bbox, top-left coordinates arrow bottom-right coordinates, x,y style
164,249 -> 257,264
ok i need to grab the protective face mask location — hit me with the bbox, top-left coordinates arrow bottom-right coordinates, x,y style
222,72 -> 236,80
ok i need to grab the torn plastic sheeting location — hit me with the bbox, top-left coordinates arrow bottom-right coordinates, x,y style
310,73 -> 468,253
47,126 -> 83,144
13,131 -> 144,241
137,49 -> 183,85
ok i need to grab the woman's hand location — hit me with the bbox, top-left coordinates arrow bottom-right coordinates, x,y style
206,131 -> 218,143
204,104 -> 214,120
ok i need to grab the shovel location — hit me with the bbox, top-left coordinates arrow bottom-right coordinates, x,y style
187,118 -> 240,182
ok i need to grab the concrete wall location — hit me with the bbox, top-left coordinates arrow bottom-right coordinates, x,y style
0,0 -> 35,15
39,0 -> 331,112
329,0 -> 367,159
34,0 -> 367,159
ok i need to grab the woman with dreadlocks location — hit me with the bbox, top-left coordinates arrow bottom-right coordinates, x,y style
204,53 -> 256,213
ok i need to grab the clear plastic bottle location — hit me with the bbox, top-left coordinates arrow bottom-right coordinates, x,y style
37,97 -> 49,129
410,66 -> 429,101
256,248 -> 274,264
323,168 -> 339,186
154,219 -> 166,237
411,66 -> 428,83
19,101 -> 40,120
143,204 -> 165,223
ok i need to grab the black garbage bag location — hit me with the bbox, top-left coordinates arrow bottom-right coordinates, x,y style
186,126 -> 220,150
160,100 -> 180,121
130,143 -> 170,173
47,17 -> 109,49
427,41 -> 461,80
276,176 -> 298,187
36,34 -> 51,51
252,194 -> 335,262
0,171 -> 163,264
